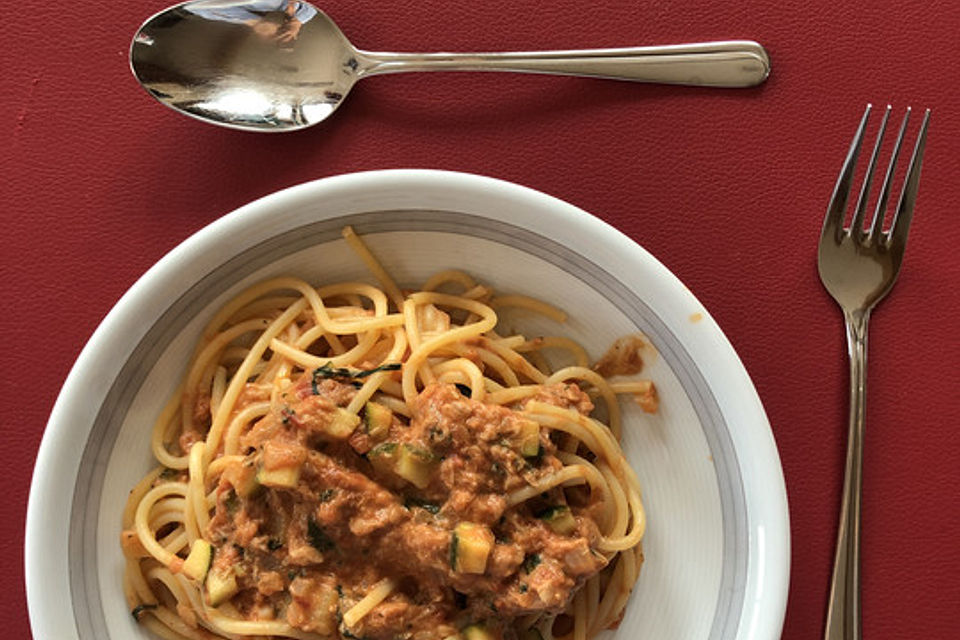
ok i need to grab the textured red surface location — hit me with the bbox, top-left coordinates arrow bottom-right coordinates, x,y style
3,0 -> 959,637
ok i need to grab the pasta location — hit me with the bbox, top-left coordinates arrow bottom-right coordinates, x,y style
121,226 -> 655,640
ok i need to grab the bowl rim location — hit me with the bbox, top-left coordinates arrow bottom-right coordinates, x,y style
25,168 -> 789,640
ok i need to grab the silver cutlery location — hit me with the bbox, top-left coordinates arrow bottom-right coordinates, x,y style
130,0 -> 770,132
818,104 -> 930,640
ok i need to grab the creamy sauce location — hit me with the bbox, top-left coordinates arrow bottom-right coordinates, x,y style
202,375 -> 607,639
592,334 -> 649,378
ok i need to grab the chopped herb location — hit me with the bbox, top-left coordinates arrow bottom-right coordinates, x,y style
307,516 -> 335,552
404,496 -> 440,514
131,603 -> 157,621
534,505 -> 561,519
454,383 -> 472,398
519,583 -> 528,593
159,468 -> 178,480
488,600 -> 499,613
319,488 -> 336,503
311,362 -> 402,393
267,538 -> 283,551
494,516 -> 510,543
521,553 -> 542,574
233,543 -> 245,557
340,624 -> 368,640
351,363 -> 401,377
522,629 -> 545,640
280,407 -> 296,425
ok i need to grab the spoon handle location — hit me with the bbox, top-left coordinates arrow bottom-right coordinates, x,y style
356,40 -> 769,88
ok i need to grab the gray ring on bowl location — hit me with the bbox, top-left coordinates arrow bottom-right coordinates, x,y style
69,210 -> 747,639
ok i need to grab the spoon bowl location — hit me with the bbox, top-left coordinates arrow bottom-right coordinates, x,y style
131,0 -> 771,132
131,1 -> 359,130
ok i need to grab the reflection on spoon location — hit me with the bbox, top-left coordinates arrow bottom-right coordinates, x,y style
130,0 -> 771,132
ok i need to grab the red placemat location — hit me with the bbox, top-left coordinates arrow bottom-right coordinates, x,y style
3,0 -> 959,638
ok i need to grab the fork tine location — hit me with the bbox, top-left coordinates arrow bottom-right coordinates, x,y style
886,108 -> 931,252
868,107 -> 910,240
822,104 -> 872,241
851,105 -> 891,241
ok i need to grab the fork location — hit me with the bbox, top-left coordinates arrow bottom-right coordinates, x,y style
818,103 -> 930,640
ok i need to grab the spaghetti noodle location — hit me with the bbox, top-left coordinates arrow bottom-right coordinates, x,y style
121,227 -> 654,640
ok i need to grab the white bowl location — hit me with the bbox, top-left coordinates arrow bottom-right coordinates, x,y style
26,169 -> 789,640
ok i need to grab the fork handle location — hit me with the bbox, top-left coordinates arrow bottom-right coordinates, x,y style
824,310 -> 869,640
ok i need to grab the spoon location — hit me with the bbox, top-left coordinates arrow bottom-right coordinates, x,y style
130,0 -> 771,132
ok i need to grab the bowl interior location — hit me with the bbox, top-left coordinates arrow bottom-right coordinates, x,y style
31,171 -> 785,640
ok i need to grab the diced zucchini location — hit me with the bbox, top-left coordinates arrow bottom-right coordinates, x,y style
363,402 -> 393,441
536,505 -> 577,535
326,407 -> 361,439
205,568 -> 238,607
181,539 -> 213,581
453,522 -> 494,574
462,624 -> 497,640
516,418 -> 541,457
367,442 -> 399,474
368,442 -> 436,488
257,464 -> 301,489
395,444 -> 436,489
229,457 -> 261,498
